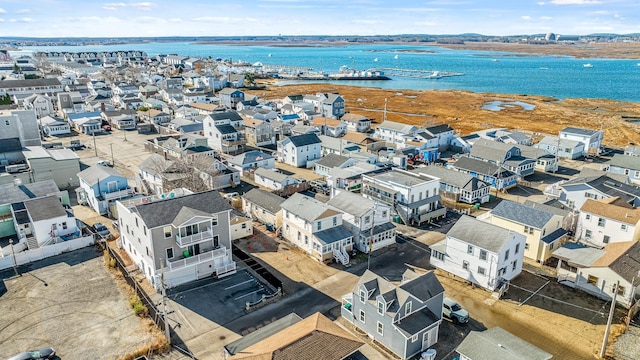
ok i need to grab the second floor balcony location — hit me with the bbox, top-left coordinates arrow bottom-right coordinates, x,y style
103,187 -> 134,201
176,228 -> 214,247
222,138 -> 247,147
166,245 -> 228,271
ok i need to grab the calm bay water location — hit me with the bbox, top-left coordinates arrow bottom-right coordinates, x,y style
15,42 -> 640,102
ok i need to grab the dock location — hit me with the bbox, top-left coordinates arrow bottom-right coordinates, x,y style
368,68 -> 465,79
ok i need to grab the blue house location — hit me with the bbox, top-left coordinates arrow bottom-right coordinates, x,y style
450,156 -> 518,191
77,165 -> 133,216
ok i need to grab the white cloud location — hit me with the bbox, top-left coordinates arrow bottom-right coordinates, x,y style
168,18 -> 183,23
0,19 -> 4,22
192,16 -> 257,23
540,16 -> 553,20
538,1 -> 545,4
549,0 -> 601,4
0,8 -> 6,14
103,3 -> 126,10
521,15 -> 531,20
16,9 -> 31,14
130,2 -> 157,11
9,18 -> 35,23
352,19 -> 384,25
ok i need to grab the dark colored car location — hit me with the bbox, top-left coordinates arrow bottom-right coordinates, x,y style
7,347 -> 56,360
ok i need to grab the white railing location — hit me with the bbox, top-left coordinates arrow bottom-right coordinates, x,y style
175,229 -> 213,247
103,187 -> 133,201
166,246 -> 227,271
216,262 -> 237,277
333,247 -> 349,265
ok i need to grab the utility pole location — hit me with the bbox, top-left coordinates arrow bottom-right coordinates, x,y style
110,143 -> 115,167
93,130 -> 97,157
9,239 -> 19,277
600,281 -> 619,358
160,261 -> 171,344
367,206 -> 376,270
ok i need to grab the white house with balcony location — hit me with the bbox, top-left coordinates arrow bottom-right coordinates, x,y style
280,193 -> 354,265
76,165 -> 134,216
559,127 -> 603,156
116,190 -> 236,290
361,168 -> 445,226
277,133 -> 322,168
327,191 -> 395,253
373,121 -> 418,149
577,198 -> 640,248
430,215 -> 526,292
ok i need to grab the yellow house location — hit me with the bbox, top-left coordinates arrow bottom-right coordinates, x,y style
482,200 -> 569,263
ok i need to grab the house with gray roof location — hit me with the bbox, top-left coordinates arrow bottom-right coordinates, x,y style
226,150 -> 275,174
116,190 -> 236,290
218,88 -> 245,109
15,195 -> 81,250
469,139 -> 535,177
422,124 -> 455,150
514,144 -> 558,173
253,168 -> 297,191
341,269 -> 444,360
314,153 -> 358,177
242,188 -> 285,230
625,145 -> 640,157
556,174 -> 640,210
327,161 -> 385,193
553,241 -> 640,308
327,191 -> 395,253
411,165 -> 491,204
456,327 -> 552,360
77,165 -> 133,216
204,111 -> 246,154
373,120 -> 419,148
607,154 -> 640,185
559,126 -> 603,155
450,156 -> 518,191
280,193 -> 353,265
535,135 -> 585,159
277,133 -> 322,168
480,200 -> 568,263
430,215 -> 526,292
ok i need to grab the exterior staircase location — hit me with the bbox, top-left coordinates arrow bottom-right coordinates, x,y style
26,236 -> 39,250
333,247 -> 350,265
394,203 -> 409,225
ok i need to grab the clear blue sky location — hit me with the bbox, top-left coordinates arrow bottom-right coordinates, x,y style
0,0 -> 637,38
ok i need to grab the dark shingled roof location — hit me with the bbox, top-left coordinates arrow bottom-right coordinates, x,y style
424,124 -> 453,135
560,127 -> 600,136
0,78 -> 61,88
287,133 -> 321,147
491,200 -> 555,229
0,138 -> 22,153
210,111 -> 242,122
242,188 -> 285,214
215,124 -> 238,135
609,242 -> 640,283
135,190 -> 232,229
24,195 -> 66,222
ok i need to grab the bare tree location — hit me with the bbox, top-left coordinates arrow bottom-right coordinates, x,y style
144,153 -> 222,194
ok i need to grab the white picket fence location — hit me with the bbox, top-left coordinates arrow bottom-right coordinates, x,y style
0,235 -> 95,271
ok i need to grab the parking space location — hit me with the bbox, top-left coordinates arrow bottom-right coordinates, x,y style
0,246 -> 158,359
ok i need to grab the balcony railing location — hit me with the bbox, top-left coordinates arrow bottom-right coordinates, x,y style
166,246 -> 228,271
222,138 -> 247,147
103,187 -> 134,201
176,228 -> 213,247
362,186 -> 396,205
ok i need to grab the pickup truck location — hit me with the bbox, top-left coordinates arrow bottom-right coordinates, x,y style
442,297 -> 469,324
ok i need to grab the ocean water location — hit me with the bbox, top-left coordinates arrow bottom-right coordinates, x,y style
14,42 -> 640,102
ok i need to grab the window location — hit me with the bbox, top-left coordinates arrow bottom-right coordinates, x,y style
364,215 -> 371,224
359,310 -> 366,323
598,218 -> 606,227
525,243 -> 530,250
211,216 -> 218,227
285,211 -> 289,219
297,231 -> 301,241
146,247 -> 150,256
163,226 -> 171,238
405,301 -> 412,315
359,290 -> 366,302
143,227 -> 147,236
462,261 -> 469,270
586,214 -> 591,220
616,285 -> 625,295
479,249 -> 487,261
467,245 -> 474,255
62,222 -> 67,230
504,249 -> 510,261
585,229 -> 592,238
603,235 -> 610,244
242,223 -> 247,229
587,275 -> 598,285
285,224 -> 290,232
621,224 -> 628,231
478,266 -> 486,275
377,321 -> 384,336
135,218 -> 138,227
317,222 -> 322,231
377,301 -> 385,315
512,260 -> 517,270
166,248 -> 174,259
304,235 -> 309,245
333,217 -> 337,226
432,250 -> 444,261
515,243 -> 520,254
411,334 -> 418,343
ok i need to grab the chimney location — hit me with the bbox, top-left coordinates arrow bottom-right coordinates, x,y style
100,102 -> 106,112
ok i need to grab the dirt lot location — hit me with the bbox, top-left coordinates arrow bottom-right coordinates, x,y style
0,246 -> 162,359
248,84 -> 640,148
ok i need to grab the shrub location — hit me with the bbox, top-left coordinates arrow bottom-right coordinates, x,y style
129,295 -> 149,317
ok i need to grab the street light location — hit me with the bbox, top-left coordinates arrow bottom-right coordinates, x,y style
9,239 -> 19,277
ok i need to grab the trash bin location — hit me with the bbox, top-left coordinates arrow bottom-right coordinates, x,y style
420,349 -> 437,360
183,250 -> 190,258
475,203 -> 480,210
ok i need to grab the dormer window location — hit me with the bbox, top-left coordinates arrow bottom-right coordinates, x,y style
359,289 -> 366,302
377,300 -> 385,315
405,301 -> 412,315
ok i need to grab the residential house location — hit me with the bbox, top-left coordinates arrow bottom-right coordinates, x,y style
555,175 -> 640,210
204,116 -> 246,154
624,145 -> 640,157
22,94 -> 54,119
559,127 -> 603,155
373,121 -> 418,148
327,191 -> 395,253
102,110 -> 136,130
422,124 -> 455,151
57,91 -> 85,115
430,215 -> 526,292
242,117 -> 274,147
481,199 -> 569,263
253,168 -> 297,191
515,144 -> 558,173
166,118 -> 204,135
277,133 -> 322,168
230,214 -> 252,241
341,113 -> 371,133
536,136 -> 585,159
219,88 -> 245,109
341,269 -> 445,360
40,116 -> 71,136
449,156 -> 518,191
280,193 -> 354,264
361,168 -> 446,226
0,110 -> 41,147
319,135 -> 361,157
137,109 -> 172,125
411,166 -> 491,204
450,133 -> 480,153
226,312 -> 363,360
77,165 -> 134,216
174,105 -> 200,120
226,150 -> 275,174
469,139 -> 535,178
67,112 -> 102,134
13,195 -> 80,250
315,153 -> 358,177
148,134 -> 214,160
553,241 -> 640,308
577,198 -> 640,248
456,327 -> 552,360
226,74 -> 245,88
608,154 -> 640,185
116,190 -> 236,290
0,78 -> 63,97
318,93 -> 345,119
242,188 -> 285,230
311,116 -> 348,137
22,146 -> 81,189
328,161 -> 385,194
495,131 -> 533,146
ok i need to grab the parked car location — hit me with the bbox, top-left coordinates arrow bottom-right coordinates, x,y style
93,222 -> 110,238
96,160 -> 113,167
442,297 -> 469,324
7,347 -> 56,360
309,180 -> 330,195
223,192 -> 240,201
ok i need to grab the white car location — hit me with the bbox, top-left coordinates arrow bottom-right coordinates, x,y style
223,192 -> 240,201
442,297 -> 469,324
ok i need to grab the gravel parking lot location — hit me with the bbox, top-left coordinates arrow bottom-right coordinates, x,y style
0,246 -> 159,359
